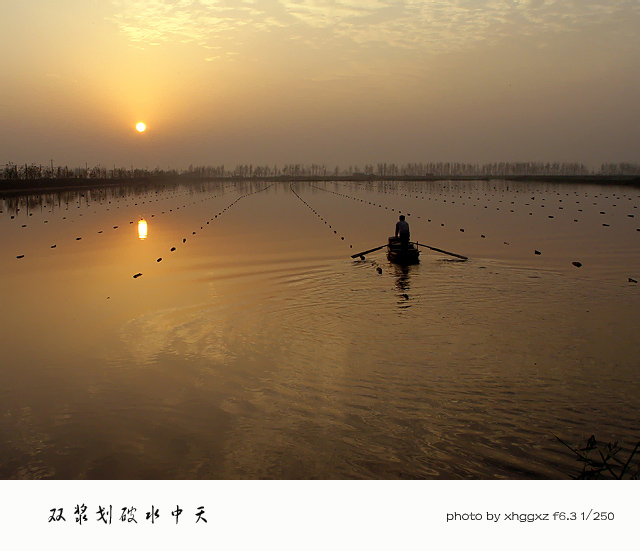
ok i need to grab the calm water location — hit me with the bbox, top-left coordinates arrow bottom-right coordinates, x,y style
1,180 -> 639,479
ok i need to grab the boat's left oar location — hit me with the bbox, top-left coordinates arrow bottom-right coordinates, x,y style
351,244 -> 387,259
413,242 -> 468,261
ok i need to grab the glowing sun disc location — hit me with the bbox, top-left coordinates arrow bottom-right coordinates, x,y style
136,122 -> 146,132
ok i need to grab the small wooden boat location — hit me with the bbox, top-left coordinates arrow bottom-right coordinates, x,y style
351,241 -> 466,262
387,236 -> 420,264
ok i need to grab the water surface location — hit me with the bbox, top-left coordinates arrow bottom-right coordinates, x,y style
1,180 -> 639,478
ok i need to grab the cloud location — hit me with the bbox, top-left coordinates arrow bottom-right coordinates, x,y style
108,0 -> 267,44
108,0 -> 640,56
302,0 -> 640,53
279,0 -> 392,27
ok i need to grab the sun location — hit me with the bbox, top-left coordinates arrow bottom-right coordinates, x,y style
136,122 -> 146,133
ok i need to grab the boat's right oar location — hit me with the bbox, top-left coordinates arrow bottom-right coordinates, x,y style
351,244 -> 387,259
413,242 -> 468,261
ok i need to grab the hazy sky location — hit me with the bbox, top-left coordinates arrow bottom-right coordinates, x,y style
1,0 -> 638,170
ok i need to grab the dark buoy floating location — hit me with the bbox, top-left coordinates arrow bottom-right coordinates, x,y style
51,245 -> 56,248
572,262 -> 582,268
133,273 -> 143,278
535,250 -> 541,255
157,258 -> 162,262
183,238 -> 187,243
16,255 -> 25,259
629,278 -> 638,284
171,247 -> 176,252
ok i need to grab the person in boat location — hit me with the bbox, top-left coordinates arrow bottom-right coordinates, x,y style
395,215 -> 410,250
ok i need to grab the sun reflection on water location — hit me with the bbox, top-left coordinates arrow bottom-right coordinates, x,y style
138,219 -> 148,240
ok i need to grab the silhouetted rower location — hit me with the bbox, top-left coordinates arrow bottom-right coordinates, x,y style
395,215 -> 410,250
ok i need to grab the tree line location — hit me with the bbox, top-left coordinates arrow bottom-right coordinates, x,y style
2,161 -> 639,181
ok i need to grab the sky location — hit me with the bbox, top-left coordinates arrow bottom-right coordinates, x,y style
1,0 -> 639,170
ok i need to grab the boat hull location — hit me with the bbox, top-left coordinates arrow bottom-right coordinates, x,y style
387,237 -> 420,264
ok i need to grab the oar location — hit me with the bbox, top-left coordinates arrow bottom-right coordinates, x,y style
413,242 -> 468,261
351,244 -> 387,259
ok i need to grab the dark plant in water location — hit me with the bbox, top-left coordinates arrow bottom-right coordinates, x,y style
556,435 -> 639,479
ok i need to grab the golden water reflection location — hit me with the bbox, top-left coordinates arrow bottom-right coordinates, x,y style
138,219 -> 148,240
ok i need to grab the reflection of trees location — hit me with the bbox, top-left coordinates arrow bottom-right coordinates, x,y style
0,181 -> 236,217
343,177 -> 620,199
